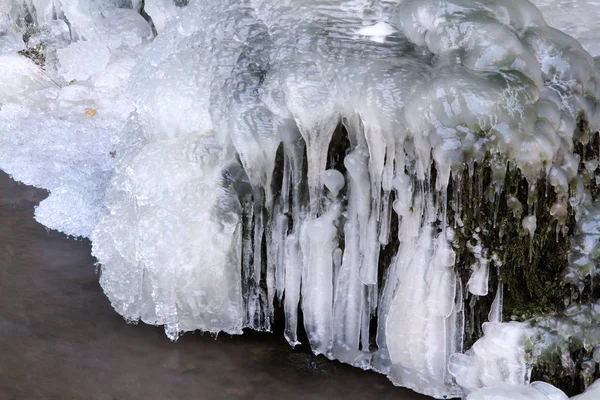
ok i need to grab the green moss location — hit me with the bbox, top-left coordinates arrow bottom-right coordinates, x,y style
18,42 -> 46,69
18,23 -> 48,69
531,344 -> 600,396
447,157 -> 575,346
495,169 -> 573,320
444,117 -> 600,393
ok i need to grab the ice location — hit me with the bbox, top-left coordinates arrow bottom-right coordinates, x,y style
356,21 -> 398,43
0,104 -> 118,237
467,383 -> 569,400
454,299 -> 600,397
91,134 -> 245,338
571,379 -> 600,400
449,321 -> 529,393
531,0 -> 600,57
0,14 -> 23,52
321,169 -> 345,197
467,234 -> 489,296
57,40 -> 110,81
0,54 -> 52,105
488,283 -> 503,324
143,0 -> 175,34
1,0 -> 600,399
467,380 -> 600,400
303,202 -> 340,355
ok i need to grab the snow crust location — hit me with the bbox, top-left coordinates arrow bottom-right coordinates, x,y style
1,0 -> 600,398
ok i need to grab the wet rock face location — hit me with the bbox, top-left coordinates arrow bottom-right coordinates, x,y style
1,0 -> 600,398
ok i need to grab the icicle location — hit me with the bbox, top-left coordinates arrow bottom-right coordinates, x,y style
364,121 -> 386,282
466,162 -> 474,211
522,215 -> 537,262
467,234 -> 489,297
361,289 -> 371,352
270,141 -> 291,304
492,190 -> 501,229
289,107 -> 338,216
379,190 -> 392,245
266,211 -> 277,323
344,149 -> 376,285
281,128 -> 306,346
283,233 -> 302,346
374,244 -> 400,373
281,143 -> 292,214
332,152 -> 369,363
378,134 -> 397,246
550,202 -> 568,241
441,187 -> 448,237
385,181 -> 459,393
453,277 -> 465,357
242,198 -> 260,328
332,247 -> 343,294
454,170 -> 463,229
363,214 -> 381,285
491,160 -> 507,231
253,189 -> 264,287
302,202 -> 340,356
488,283 -> 504,323
274,210 -> 288,301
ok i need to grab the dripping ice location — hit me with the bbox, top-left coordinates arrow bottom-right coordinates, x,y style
1,0 -> 600,399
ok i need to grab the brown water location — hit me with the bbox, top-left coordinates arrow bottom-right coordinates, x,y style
0,170 -> 432,400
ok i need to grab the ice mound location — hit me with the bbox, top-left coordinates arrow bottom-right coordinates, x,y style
1,0 -> 600,398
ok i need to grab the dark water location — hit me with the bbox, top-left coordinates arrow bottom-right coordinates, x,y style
0,171 -> 431,400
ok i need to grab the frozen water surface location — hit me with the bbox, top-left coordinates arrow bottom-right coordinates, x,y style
1,0 -> 600,398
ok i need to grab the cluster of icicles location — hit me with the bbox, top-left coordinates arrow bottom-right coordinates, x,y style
1,0 -> 600,398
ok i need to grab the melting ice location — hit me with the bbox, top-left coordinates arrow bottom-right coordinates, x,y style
1,0 -> 600,398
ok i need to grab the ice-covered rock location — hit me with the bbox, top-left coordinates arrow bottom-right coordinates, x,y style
1,0 -> 600,399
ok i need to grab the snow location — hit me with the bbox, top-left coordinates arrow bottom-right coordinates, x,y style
1,0 -> 600,398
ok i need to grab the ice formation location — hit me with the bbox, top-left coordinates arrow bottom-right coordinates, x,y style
1,0 -> 600,398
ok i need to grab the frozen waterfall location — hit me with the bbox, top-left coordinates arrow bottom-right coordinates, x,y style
1,0 -> 600,399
